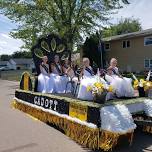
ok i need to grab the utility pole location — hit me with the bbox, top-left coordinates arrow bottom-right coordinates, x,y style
97,31 -> 104,69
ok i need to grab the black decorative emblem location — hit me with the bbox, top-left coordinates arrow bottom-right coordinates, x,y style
31,34 -> 70,75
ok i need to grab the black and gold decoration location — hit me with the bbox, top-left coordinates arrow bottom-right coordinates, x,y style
20,72 -> 33,91
15,89 -> 101,127
31,34 -> 70,75
12,99 -> 100,149
13,89 -> 101,149
134,114 -> 152,134
13,89 -> 138,151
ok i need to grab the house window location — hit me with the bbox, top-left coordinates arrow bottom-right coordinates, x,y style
105,43 -> 110,51
144,59 -> 152,68
144,36 -> 152,46
122,40 -> 130,48
150,60 -> 152,68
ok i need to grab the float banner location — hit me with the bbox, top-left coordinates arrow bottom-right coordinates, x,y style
15,89 -> 101,127
15,90 -> 69,114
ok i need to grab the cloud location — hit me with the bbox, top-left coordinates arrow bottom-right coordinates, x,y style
111,0 -> 152,29
0,15 -> 16,33
0,15 -> 24,55
1,33 -> 12,39
0,33 -> 24,55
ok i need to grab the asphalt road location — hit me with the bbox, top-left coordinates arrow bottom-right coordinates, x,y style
0,79 -> 152,152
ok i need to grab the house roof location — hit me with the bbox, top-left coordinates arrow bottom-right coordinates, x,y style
11,58 -> 33,65
103,28 -> 152,42
0,61 -> 8,66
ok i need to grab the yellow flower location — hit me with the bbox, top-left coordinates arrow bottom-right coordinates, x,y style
140,79 -> 146,86
134,80 -> 139,86
133,84 -> 138,90
87,85 -> 92,92
146,82 -> 151,87
108,86 -> 113,92
94,82 -> 104,89
98,88 -> 104,93
144,86 -> 149,91
144,81 -> 152,91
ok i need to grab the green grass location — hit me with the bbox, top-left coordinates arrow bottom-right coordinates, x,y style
122,73 -> 145,80
0,70 -> 32,81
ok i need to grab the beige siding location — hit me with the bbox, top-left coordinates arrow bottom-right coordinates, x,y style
105,35 -> 152,72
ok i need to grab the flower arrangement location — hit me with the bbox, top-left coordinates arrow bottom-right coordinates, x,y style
87,82 -> 114,96
132,71 -> 152,91
132,72 -> 152,97
133,79 -> 152,91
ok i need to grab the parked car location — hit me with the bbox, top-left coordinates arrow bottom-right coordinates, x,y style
0,67 -> 14,71
0,67 -> 5,71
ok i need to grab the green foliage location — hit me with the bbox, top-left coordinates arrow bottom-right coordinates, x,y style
0,0 -> 129,52
83,33 -> 102,67
0,51 -> 32,60
12,51 -> 32,58
0,54 -> 11,61
101,18 -> 142,38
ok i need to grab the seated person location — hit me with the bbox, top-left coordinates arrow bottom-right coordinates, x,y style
80,58 -> 94,78
51,55 -> 63,75
62,59 -> 75,78
51,55 -> 70,93
105,58 -> 134,98
37,56 -> 54,93
77,58 -> 107,100
61,59 -> 79,93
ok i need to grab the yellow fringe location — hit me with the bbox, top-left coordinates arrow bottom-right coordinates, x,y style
143,126 -> 152,134
100,130 -> 120,151
11,100 -> 134,151
11,100 -> 99,149
99,130 -> 134,151
142,116 -> 152,134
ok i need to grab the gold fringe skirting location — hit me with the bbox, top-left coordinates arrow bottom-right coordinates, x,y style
143,126 -> 152,133
143,116 -> 152,134
12,100 -> 134,151
100,130 -> 134,151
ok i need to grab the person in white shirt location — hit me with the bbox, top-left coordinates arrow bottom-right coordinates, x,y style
105,58 -> 134,98
50,55 -> 70,93
77,58 -> 107,100
37,56 -> 54,93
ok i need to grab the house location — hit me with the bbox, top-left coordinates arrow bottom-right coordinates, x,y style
103,28 -> 152,73
0,61 -> 9,68
0,61 -> 12,69
9,58 -> 35,70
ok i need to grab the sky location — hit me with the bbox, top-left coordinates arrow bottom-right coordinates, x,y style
0,0 -> 152,55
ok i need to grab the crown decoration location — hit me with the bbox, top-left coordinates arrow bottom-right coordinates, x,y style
31,34 -> 70,75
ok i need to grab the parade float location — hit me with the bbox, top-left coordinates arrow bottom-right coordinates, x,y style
12,34 -> 152,151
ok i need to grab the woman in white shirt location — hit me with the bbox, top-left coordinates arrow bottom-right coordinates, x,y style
51,55 -> 69,93
37,56 -> 54,93
105,58 -> 134,98
77,58 -> 107,100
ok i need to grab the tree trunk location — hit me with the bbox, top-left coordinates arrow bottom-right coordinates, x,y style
66,36 -> 74,62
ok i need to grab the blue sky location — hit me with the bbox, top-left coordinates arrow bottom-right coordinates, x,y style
0,14 -> 23,55
0,0 -> 152,55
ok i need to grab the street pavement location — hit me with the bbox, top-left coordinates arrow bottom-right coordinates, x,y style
0,79 -> 152,152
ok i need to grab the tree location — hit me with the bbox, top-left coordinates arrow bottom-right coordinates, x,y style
0,54 -> 11,61
0,0 -> 129,55
0,51 -> 32,60
101,18 -> 142,38
11,51 -> 32,58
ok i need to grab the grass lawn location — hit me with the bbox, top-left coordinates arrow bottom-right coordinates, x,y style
0,70 -> 33,81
